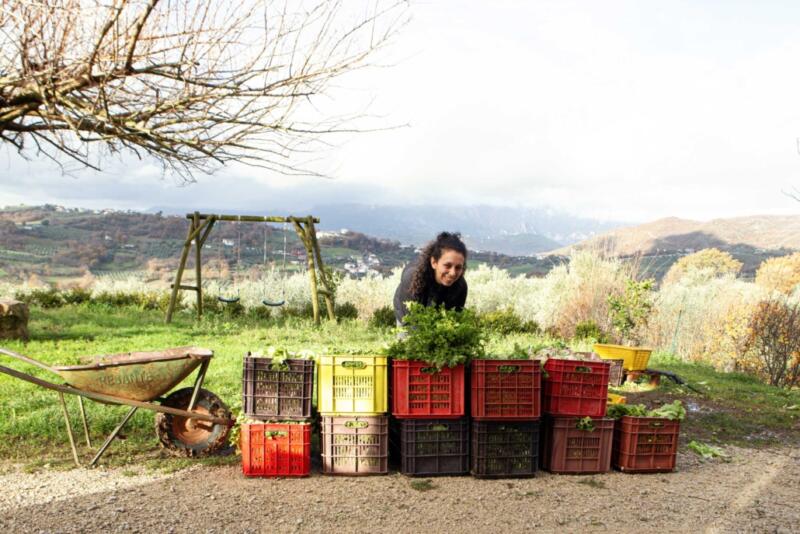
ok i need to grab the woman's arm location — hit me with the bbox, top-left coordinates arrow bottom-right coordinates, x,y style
393,261 -> 418,324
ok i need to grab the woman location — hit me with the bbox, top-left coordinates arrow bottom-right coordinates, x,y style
393,231 -> 468,325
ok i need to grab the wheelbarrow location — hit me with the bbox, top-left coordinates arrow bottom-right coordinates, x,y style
0,346 -> 235,467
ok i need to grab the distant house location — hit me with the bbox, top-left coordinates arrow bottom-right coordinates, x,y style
222,239 -> 235,247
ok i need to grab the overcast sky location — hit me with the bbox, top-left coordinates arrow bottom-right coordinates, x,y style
3,1 -> 800,222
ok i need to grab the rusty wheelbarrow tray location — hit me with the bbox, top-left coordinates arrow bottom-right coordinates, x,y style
0,346 -> 235,467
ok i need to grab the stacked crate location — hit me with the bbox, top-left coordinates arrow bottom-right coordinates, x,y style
318,355 -> 389,475
390,361 -> 469,476
540,358 -> 615,474
470,360 -> 542,478
240,354 -> 315,477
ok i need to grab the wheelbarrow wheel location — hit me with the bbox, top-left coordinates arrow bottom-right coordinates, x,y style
155,387 -> 231,457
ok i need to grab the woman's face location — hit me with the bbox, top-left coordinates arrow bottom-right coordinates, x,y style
430,249 -> 466,286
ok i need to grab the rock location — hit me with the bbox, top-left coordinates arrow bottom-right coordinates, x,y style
0,299 -> 28,341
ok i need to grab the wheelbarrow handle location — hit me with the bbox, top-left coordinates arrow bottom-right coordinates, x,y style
0,347 -> 57,374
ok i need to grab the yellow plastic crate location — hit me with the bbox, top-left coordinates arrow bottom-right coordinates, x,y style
317,355 -> 388,415
607,393 -> 627,405
592,344 -> 652,371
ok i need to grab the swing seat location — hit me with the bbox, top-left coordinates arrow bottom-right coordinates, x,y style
218,295 -> 241,304
262,298 -> 285,307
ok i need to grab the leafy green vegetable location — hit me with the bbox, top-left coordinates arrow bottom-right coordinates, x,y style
606,400 -> 686,420
575,417 -> 596,431
688,440 -> 729,460
388,303 -> 485,369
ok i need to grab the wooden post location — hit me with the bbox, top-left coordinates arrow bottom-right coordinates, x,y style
193,212 -> 202,319
292,219 -> 320,325
165,218 -> 195,324
196,217 -> 216,318
307,217 -> 336,321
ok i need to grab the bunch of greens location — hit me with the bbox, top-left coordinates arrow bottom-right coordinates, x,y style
249,346 -> 315,371
687,440 -> 729,460
575,416 -> 596,431
387,303 -> 486,369
606,400 -> 686,420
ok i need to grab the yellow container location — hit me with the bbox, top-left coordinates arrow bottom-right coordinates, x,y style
317,355 -> 388,415
607,393 -> 627,405
593,344 -> 652,372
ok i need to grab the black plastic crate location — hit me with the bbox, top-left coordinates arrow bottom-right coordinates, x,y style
471,421 -> 540,478
390,418 -> 469,476
242,355 -> 314,420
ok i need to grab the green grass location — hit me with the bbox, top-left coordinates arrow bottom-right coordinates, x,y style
618,353 -> 800,447
1,307 -> 798,468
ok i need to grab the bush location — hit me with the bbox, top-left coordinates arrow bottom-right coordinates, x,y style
23,288 -> 65,308
480,308 -> 539,335
607,278 -> 654,345
62,287 -> 92,305
663,248 -> 742,285
334,301 -> 358,320
574,320 -> 608,342
744,298 -> 800,388
93,291 -> 139,308
755,253 -> 800,294
369,305 -> 396,329
246,305 -> 272,321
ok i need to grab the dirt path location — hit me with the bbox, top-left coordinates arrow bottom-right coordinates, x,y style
0,446 -> 798,533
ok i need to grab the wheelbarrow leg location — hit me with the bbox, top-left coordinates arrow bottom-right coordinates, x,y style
58,392 -> 80,467
77,396 -> 92,448
90,406 -> 137,467
187,359 -> 209,412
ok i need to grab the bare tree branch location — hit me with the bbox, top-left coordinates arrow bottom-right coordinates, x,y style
0,0 -> 409,182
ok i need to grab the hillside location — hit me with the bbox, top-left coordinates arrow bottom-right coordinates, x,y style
553,215 -> 800,280
0,205 -> 557,283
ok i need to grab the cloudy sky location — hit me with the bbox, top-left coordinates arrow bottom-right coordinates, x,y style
3,1 -> 800,222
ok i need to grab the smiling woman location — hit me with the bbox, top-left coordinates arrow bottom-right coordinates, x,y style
392,231 -> 468,325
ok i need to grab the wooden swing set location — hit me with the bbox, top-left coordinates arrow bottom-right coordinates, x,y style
164,212 -> 336,324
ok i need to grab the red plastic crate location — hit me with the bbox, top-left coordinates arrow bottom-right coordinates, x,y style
541,416 -> 614,474
613,416 -> 680,473
391,361 -> 465,419
241,423 -> 311,477
471,359 -> 541,420
543,359 -> 610,417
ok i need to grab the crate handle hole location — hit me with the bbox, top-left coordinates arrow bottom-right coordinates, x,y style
498,365 -> 520,374
345,421 -> 369,429
342,361 -> 367,369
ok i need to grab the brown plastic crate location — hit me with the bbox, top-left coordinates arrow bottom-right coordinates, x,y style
541,416 -> 614,474
613,416 -> 680,473
242,355 -> 314,420
322,415 -> 388,475
607,359 -> 625,387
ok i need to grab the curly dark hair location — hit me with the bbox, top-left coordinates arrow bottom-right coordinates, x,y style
409,232 -> 468,300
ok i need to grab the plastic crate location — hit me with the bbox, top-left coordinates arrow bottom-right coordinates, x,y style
318,355 -> 387,415
592,344 -> 652,371
242,356 -> 314,420
541,416 -> 614,474
471,421 -> 540,478
322,415 -> 388,475
543,359 -> 609,417
391,361 -> 465,419
241,423 -> 311,477
390,418 -> 469,476
613,416 -> 680,473
471,359 -> 541,420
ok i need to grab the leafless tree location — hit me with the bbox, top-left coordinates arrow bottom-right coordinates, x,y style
0,0 -> 408,181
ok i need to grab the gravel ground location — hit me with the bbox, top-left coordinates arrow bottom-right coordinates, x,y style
0,446 -> 798,533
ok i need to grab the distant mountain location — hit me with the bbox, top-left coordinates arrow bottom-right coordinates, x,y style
307,204 -> 625,255
554,215 -> 800,256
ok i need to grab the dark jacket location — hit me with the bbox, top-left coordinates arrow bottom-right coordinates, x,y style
393,259 -> 468,324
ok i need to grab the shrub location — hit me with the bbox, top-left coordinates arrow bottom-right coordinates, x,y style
480,308 -> 539,335
663,248 -> 742,285
369,305 -> 396,329
62,287 -> 92,305
607,278 -> 654,345
246,305 -> 272,321
25,288 -> 65,308
93,291 -> 139,307
744,298 -> 800,388
755,253 -> 800,294
574,320 -> 608,342
334,302 -> 359,320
